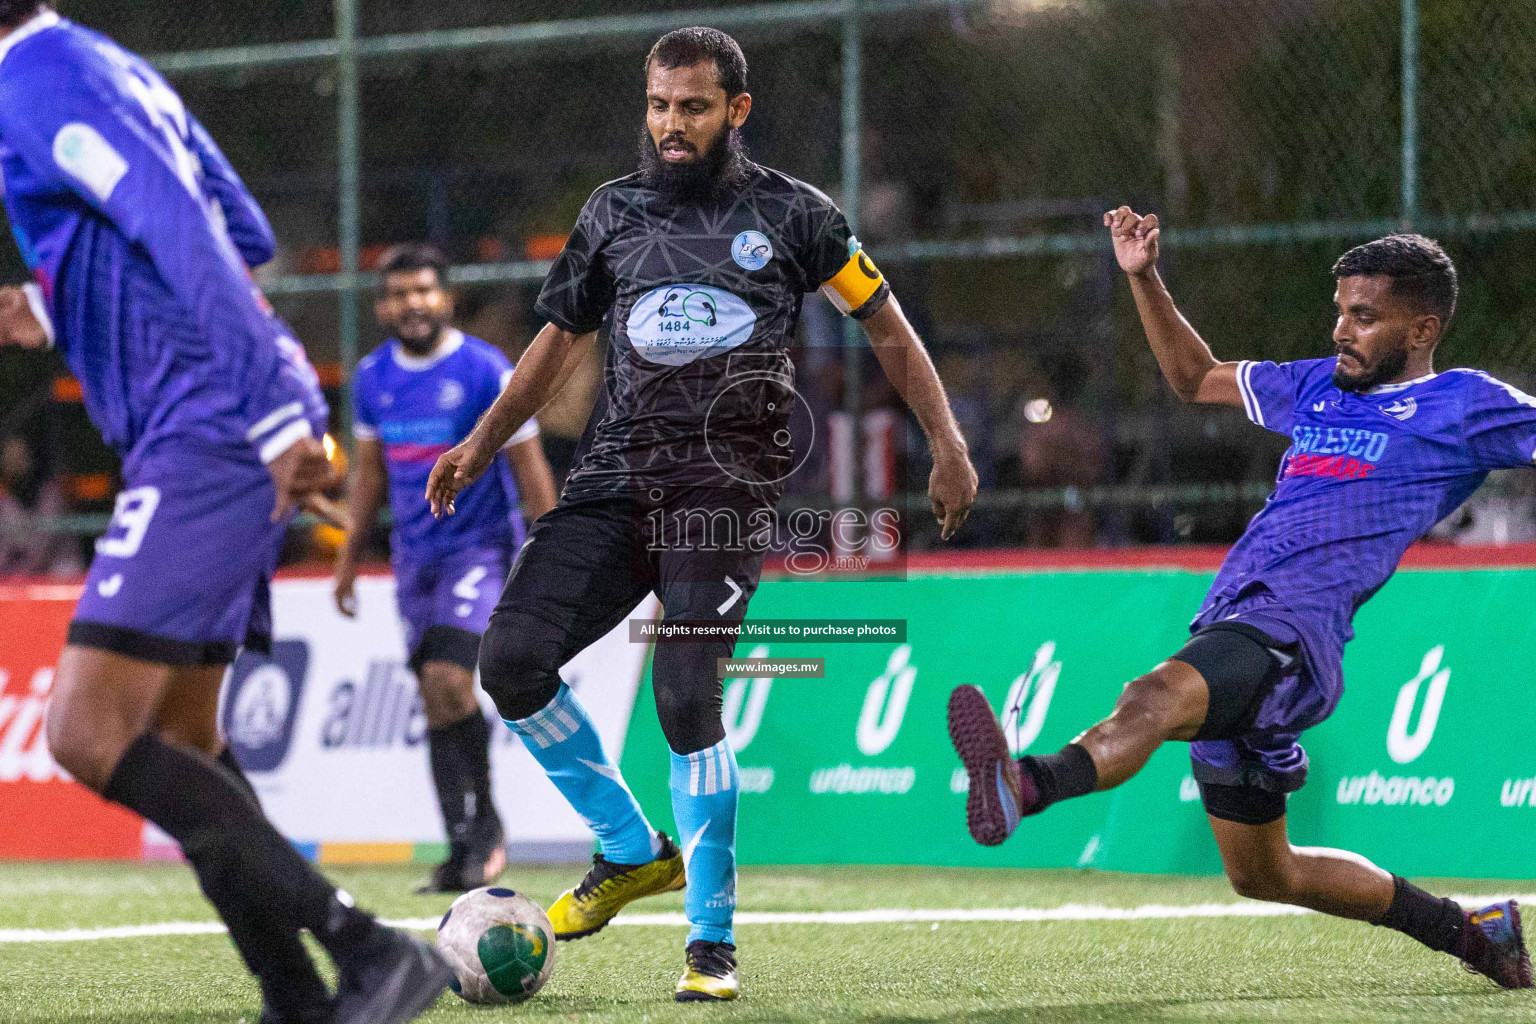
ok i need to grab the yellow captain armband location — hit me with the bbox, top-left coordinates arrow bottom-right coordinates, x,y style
819,242 -> 889,320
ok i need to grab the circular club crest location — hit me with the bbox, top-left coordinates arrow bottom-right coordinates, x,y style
732,230 -> 773,272
438,379 -> 466,410
230,664 -> 293,749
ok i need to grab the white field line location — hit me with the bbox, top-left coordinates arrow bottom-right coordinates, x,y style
2,895 -> 1532,944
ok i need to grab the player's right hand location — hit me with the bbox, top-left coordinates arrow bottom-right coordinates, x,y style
0,286 -> 48,348
1104,206 -> 1160,277
268,435 -> 338,522
333,549 -> 358,618
426,437 -> 495,518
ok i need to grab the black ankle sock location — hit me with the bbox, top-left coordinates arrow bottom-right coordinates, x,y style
428,711 -> 493,846
1019,743 -> 1098,807
1373,874 -> 1466,954
104,733 -> 379,966
463,713 -> 494,821
210,745 -> 331,1011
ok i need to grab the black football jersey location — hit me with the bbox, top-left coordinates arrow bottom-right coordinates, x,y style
535,162 -> 889,506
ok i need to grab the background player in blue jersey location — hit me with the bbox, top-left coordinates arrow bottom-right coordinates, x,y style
333,243 -> 557,893
949,207 -> 1532,990
0,5 -> 451,1022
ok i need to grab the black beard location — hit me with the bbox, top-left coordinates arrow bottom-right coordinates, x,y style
638,125 -> 750,203
396,321 -> 449,357
1333,344 -> 1410,391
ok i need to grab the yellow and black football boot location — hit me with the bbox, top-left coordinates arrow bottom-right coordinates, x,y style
547,831 -> 685,940
674,940 -> 739,1002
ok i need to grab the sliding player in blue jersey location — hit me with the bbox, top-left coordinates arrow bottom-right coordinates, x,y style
949,209 -> 1532,990
334,243 -> 558,893
0,6 -> 451,1022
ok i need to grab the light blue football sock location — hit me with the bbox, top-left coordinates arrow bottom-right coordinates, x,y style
669,737 -> 739,945
503,683 -> 659,864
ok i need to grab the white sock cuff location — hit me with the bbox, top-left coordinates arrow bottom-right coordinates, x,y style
504,684 -> 584,749
676,737 -> 737,797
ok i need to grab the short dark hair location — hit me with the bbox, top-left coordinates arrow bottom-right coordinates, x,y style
1331,233 -> 1458,326
0,2 -> 44,28
376,242 -> 449,287
645,27 -> 748,97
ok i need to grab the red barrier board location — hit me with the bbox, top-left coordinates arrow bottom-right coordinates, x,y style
0,584 -> 143,859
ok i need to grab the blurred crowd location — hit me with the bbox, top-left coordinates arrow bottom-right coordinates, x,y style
0,433 -> 82,578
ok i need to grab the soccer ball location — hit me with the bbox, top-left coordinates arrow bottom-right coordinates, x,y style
435,887 -> 556,1004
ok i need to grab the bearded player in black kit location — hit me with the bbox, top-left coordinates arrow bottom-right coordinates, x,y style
426,27 -> 977,1001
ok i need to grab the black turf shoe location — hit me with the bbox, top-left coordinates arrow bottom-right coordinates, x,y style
417,817 -> 507,894
334,928 -> 454,1024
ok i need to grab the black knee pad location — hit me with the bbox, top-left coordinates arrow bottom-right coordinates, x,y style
476,613 -> 564,721
650,643 -> 726,755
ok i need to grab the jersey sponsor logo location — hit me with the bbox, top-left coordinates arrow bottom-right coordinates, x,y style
378,417 -> 456,445
52,123 -> 129,203
626,283 -> 757,365
1382,397 -> 1417,421
222,641 -> 309,772
1284,424 -> 1389,480
1284,453 -> 1377,480
731,230 -> 773,271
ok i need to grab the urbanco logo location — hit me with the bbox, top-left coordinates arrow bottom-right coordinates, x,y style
1002,641 -> 1060,756
856,645 -> 916,756
722,644 -> 773,752
1387,646 -> 1450,765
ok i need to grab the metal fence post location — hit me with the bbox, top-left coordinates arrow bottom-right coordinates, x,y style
336,0 -> 361,441
841,0 -> 863,507
1401,0 -> 1418,227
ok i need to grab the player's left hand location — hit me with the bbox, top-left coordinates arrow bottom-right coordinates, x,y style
426,436 -> 496,518
267,436 -> 339,522
930,447 -> 978,541
0,286 -> 48,349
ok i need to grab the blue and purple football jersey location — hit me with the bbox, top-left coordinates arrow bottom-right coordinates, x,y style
0,11 -> 328,660
0,11 -> 326,465
352,328 -> 537,563
353,330 -> 537,646
1188,357 -> 1536,789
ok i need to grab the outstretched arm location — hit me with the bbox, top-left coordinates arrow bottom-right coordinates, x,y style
425,324 -> 593,517
1105,207 -> 1242,407
862,295 -> 978,540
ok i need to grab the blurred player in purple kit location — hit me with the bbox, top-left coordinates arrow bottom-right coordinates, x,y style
0,4 -> 451,1022
949,207 -> 1531,990
334,243 -> 557,893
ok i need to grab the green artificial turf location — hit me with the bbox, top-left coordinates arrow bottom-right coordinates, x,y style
0,862 -> 1531,1023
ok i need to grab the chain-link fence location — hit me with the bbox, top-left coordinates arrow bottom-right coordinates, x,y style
4,0 -> 1536,565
